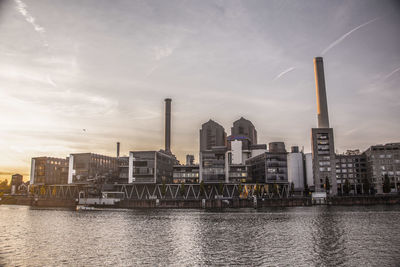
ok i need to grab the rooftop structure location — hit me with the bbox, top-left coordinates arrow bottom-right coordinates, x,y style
230,117 -> 257,145
199,120 -> 227,152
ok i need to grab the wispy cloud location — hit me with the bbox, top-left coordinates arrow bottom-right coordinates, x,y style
14,0 -> 48,47
384,66 -> 400,80
274,67 -> 295,80
322,17 -> 380,55
153,45 -> 174,61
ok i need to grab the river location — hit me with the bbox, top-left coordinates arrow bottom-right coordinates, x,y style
0,205 -> 399,266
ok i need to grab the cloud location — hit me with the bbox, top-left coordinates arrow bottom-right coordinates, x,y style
274,67 -> 295,80
322,17 -> 380,55
46,75 -> 57,87
153,45 -> 174,61
14,0 -> 48,47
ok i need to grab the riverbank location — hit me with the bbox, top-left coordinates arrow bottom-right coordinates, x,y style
1,195 -> 400,209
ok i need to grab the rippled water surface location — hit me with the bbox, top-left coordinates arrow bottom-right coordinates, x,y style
1,205 -> 400,266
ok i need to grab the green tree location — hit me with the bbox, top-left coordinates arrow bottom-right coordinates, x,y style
218,182 -> 224,195
325,177 -> 331,194
199,180 -> 205,197
180,182 -> 186,197
383,174 -> 391,193
161,180 -> 167,197
343,179 -> 351,195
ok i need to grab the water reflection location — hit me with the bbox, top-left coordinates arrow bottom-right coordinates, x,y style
0,205 -> 399,266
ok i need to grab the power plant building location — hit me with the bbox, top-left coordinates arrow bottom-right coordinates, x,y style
199,120 -> 227,152
311,57 -> 337,195
230,117 -> 257,145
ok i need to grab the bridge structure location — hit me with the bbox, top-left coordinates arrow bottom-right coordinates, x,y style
29,183 -> 291,200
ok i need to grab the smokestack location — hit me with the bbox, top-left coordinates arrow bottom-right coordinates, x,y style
165,98 -> 171,153
117,142 -> 120,158
314,57 -> 330,128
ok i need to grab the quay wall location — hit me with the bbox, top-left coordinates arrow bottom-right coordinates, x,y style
1,195 -> 399,208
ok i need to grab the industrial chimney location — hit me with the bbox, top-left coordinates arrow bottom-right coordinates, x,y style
117,142 -> 120,158
164,98 -> 172,153
314,57 -> 330,128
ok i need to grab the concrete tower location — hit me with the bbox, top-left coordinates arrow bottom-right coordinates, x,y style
314,57 -> 330,128
165,98 -> 171,153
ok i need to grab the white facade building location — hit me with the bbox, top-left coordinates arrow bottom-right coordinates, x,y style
287,152 -> 305,190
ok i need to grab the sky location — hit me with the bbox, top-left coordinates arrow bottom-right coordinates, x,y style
0,0 -> 399,181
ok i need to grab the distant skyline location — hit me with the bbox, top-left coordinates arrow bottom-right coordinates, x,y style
1,0 -> 399,181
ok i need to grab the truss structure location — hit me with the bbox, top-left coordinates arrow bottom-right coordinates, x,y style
30,183 -> 290,200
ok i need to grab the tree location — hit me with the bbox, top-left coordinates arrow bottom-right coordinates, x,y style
40,186 -> 46,196
161,180 -> 167,197
0,179 -> 10,192
273,183 -> 278,196
52,187 -> 57,197
362,178 -> 370,195
343,179 -> 351,195
199,180 -> 205,197
238,183 -> 243,195
180,182 -> 186,197
304,184 -> 310,197
218,182 -> 224,196
325,177 -> 331,194
383,174 -> 391,193
290,182 -> 295,196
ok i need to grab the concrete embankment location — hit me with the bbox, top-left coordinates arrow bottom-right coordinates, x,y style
328,195 -> 400,205
1,195 -> 399,209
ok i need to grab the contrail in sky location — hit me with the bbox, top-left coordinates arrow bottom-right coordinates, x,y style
15,0 -> 48,47
274,67 -> 295,80
321,17 -> 380,55
384,66 -> 400,80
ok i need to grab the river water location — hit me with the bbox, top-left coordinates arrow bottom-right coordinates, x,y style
0,205 -> 399,266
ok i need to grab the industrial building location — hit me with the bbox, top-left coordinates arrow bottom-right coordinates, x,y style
173,164 -> 199,184
311,57 -> 337,195
199,120 -> 227,152
230,117 -> 258,145
128,150 -> 178,184
364,143 -> 400,194
67,153 -> 118,184
335,150 -> 368,195
186,155 -> 195,165
287,146 -> 305,191
10,174 -> 23,195
199,146 -> 228,183
23,57 -> 400,199
30,157 -> 69,185
246,142 -> 288,184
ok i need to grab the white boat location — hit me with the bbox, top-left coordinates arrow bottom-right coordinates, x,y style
76,205 -> 96,211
